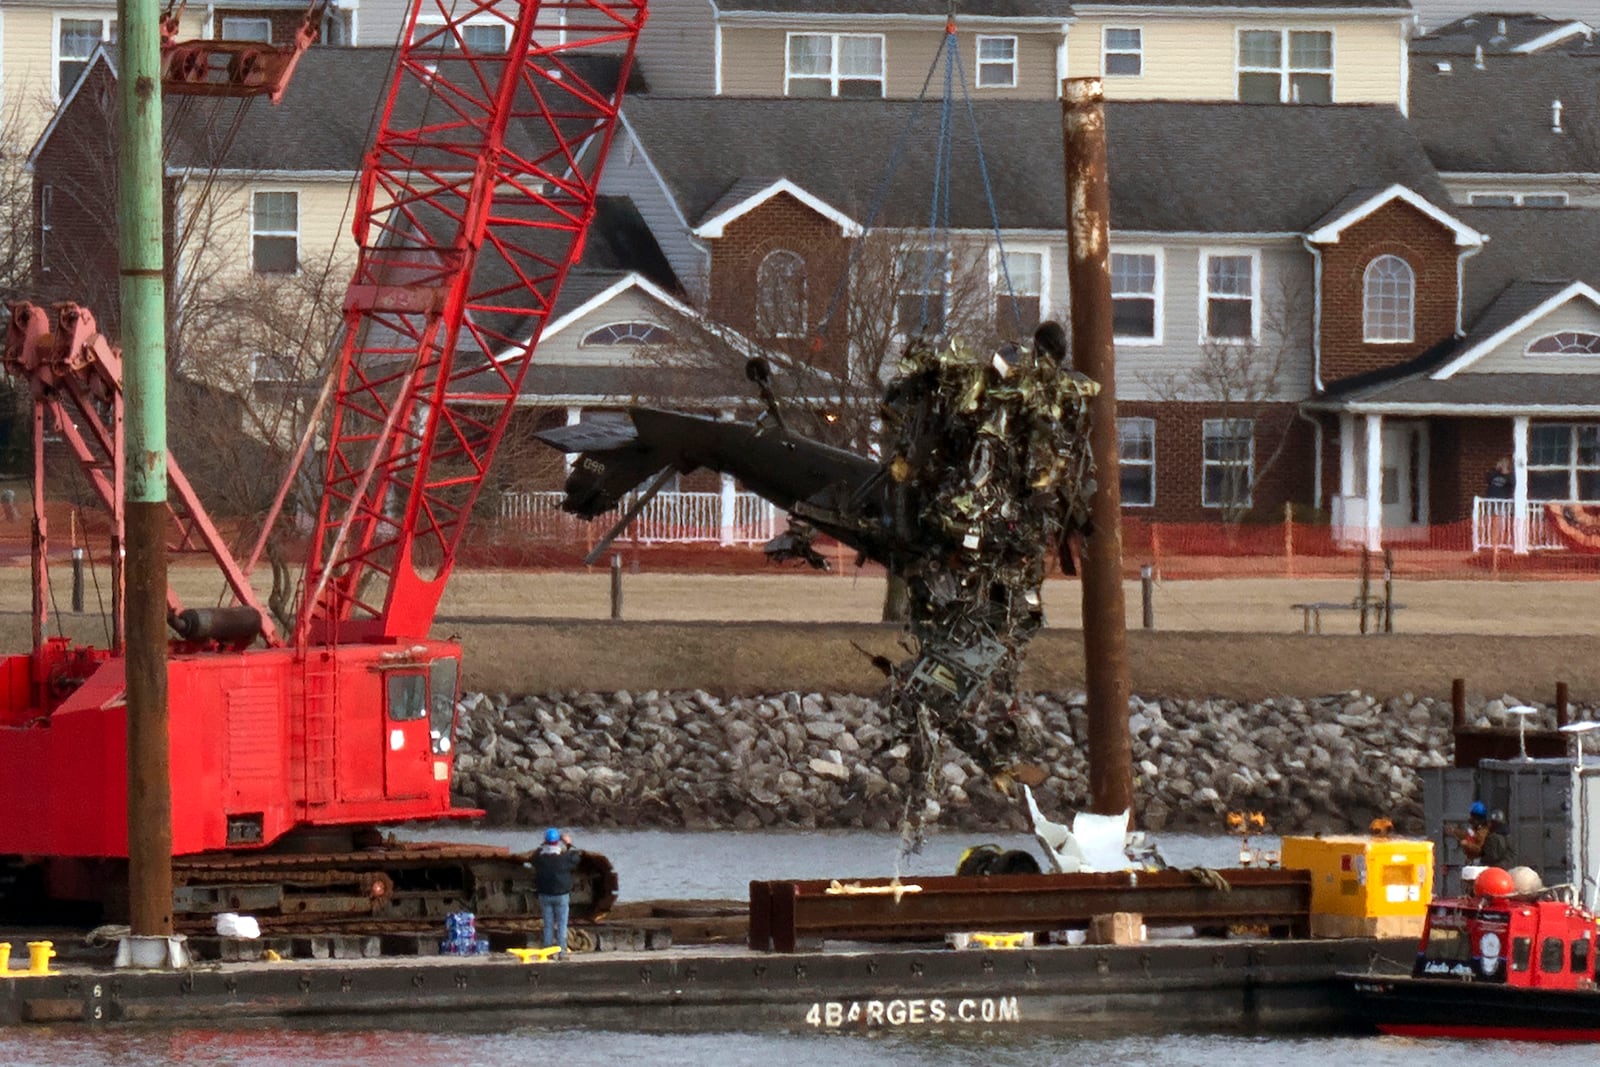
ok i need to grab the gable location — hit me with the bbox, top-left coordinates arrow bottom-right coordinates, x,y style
693,180 -> 859,239
537,283 -> 686,368
1306,184 -> 1484,247
1460,295 -> 1600,376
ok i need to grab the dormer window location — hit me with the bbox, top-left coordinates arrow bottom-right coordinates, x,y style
580,322 -> 673,346
1363,254 -> 1414,343
1527,331 -> 1600,356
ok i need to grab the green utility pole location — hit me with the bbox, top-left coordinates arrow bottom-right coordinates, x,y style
119,0 -> 173,940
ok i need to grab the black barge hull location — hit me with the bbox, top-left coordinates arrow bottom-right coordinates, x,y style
1349,974 -> 1600,1042
1,938 -> 1408,1032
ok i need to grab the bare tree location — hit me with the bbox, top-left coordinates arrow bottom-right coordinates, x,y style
641,230 -> 1007,453
167,253 -> 350,520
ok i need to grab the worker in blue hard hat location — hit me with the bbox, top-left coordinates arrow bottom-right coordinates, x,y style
533,827 -> 581,958
1456,802 -> 1513,868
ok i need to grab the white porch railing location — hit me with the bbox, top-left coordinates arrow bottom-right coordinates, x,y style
498,489 -> 782,546
1471,497 -> 1597,552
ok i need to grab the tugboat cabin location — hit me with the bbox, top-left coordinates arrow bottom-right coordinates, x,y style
1415,870 -> 1596,990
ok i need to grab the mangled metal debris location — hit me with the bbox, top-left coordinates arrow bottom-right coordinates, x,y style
535,323 -> 1100,849
876,328 -> 1098,848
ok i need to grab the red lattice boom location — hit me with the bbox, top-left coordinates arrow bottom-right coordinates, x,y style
299,0 -> 645,644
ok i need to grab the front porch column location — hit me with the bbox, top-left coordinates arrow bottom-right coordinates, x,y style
1364,413 -> 1383,551
1513,414 -> 1530,555
719,408 -> 736,546
1338,412 -> 1356,497
563,405 -> 581,475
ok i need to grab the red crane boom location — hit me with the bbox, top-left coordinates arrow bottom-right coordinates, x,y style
0,0 -> 645,918
300,0 -> 645,644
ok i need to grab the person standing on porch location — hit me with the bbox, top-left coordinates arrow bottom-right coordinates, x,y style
1486,456 -> 1513,499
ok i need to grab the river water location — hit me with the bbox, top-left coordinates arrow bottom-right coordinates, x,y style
0,828 -> 1585,1066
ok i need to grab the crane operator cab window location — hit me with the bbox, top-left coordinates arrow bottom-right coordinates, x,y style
387,674 -> 427,722
429,658 -> 460,755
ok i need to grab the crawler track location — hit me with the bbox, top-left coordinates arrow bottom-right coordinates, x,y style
170,844 -> 617,932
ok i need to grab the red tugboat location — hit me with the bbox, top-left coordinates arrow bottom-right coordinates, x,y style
1349,866 -> 1600,1041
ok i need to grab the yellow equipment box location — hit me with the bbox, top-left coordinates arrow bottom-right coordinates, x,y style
1282,835 -> 1433,936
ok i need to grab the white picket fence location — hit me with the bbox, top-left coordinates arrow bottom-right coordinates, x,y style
498,489 -> 781,545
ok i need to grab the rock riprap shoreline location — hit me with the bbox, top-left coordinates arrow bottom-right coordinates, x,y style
450,690 -> 1580,836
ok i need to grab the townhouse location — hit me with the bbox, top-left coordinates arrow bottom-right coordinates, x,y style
27,0 -> 1600,549
638,0 -> 1410,105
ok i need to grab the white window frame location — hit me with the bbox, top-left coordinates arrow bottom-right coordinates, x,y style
250,351 -> 299,383
989,244 -> 1050,333
1103,27 -> 1143,77
1527,423 -> 1600,501
1362,254 -> 1414,344
975,35 -> 1018,88
1236,28 -> 1334,104
38,185 -> 53,276
1525,332 -> 1600,357
1199,249 -> 1260,344
580,321 -> 674,347
411,14 -> 510,52
53,14 -> 115,102
1468,191 -> 1569,207
895,246 -> 952,338
1201,417 -> 1255,509
784,32 -> 885,98
1111,246 -> 1163,345
250,188 -> 300,275
220,16 -> 272,41
1118,416 -> 1156,507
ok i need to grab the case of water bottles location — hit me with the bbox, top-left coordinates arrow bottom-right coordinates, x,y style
440,911 -> 490,955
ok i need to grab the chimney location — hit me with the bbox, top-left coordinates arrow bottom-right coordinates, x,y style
1553,99 -> 1565,133
1497,17 -> 1506,34
1474,44 -> 1485,69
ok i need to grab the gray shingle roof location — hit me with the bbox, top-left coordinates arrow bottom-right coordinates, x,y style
1457,278 -> 1572,351
162,46 -> 639,172
1411,12 -> 1592,55
1408,53 -> 1600,174
720,0 -> 1066,16
624,97 -> 1445,235
1457,206 -> 1600,323
721,0 -> 1412,15
1328,371 -> 1600,407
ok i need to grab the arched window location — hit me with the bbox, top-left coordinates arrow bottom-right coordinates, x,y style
579,321 -> 672,347
1527,331 -> 1600,356
756,250 -> 807,337
1363,254 -> 1414,343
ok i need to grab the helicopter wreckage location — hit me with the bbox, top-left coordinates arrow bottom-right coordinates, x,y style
537,323 -> 1100,844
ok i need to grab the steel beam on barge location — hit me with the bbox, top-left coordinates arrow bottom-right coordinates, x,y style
750,869 -> 1311,952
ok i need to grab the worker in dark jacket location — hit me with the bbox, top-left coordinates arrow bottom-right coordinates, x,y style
1479,810 -> 1515,869
534,827 -> 582,958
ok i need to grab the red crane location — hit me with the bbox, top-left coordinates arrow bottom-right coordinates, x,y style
0,0 -> 643,922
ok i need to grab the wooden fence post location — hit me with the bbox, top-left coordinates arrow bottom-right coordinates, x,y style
1283,502 -> 1294,578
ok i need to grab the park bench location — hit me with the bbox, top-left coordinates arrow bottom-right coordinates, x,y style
1291,599 -> 1404,634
